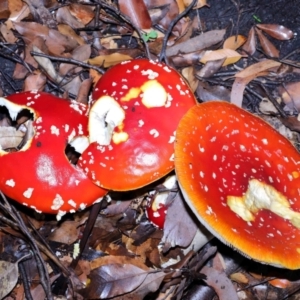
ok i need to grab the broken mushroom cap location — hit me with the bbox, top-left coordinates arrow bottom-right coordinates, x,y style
79,59 -> 196,191
0,91 -> 107,220
175,101 -> 300,269
145,175 -> 177,229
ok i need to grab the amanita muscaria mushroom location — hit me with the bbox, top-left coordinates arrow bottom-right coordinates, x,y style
175,101 -> 300,269
0,91 -> 107,220
79,59 -> 196,190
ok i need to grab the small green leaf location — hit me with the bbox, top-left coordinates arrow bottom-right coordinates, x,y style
142,30 -> 158,42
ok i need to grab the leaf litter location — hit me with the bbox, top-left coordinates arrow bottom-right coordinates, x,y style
1,0 -> 300,299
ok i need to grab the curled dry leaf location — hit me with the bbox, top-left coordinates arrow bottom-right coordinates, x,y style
201,266 -> 239,300
197,57 -> 226,78
268,278 -> 292,289
88,53 -> 133,68
223,35 -> 246,50
279,81 -> 300,110
231,59 -> 281,107
181,66 -> 198,92
48,220 -> 81,245
182,0 -> 208,9
119,0 -> 152,29
24,71 -> 47,91
81,263 -> 164,299
0,127 -> 25,150
256,23 -> 294,40
166,29 -> 226,56
255,28 -> 279,58
69,3 -> 95,25
0,260 -> 20,299
200,49 -> 243,66
241,26 -> 256,55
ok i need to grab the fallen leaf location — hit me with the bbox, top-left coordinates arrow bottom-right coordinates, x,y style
0,260 -> 20,299
201,266 -> 239,300
197,57 -> 226,78
81,263 -> 164,298
119,0 -> 152,29
200,49 -> 243,66
230,272 -> 249,284
256,24 -> 294,40
241,26 -> 256,55
69,3 -> 95,25
0,127 -> 25,150
223,35 -> 246,50
181,66 -> 198,92
166,29 -> 226,56
255,28 -> 279,58
88,53 -> 133,68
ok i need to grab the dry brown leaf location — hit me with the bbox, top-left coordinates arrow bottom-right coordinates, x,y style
235,59 -> 281,78
181,66 -> 198,92
197,57 -> 226,78
76,78 -> 93,104
196,81 -> 231,102
241,26 -> 256,55
268,278 -> 292,289
223,35 -> 246,50
81,263 -> 164,299
0,0 -> 9,18
0,23 -> 17,43
57,24 -> 85,46
0,127 -> 24,150
119,0 -> 152,29
280,82 -> 300,110
255,28 -> 279,58
56,6 -> 84,29
24,71 -> 47,91
183,0 -> 208,9
200,49 -> 243,66
170,50 -> 205,67
231,60 -> 281,107
230,272 -> 249,284
88,53 -> 133,68
69,3 -> 95,25
48,220 -> 81,245
201,266 -> 239,300
256,23 -> 294,40
6,0 -> 30,29
166,29 -> 226,56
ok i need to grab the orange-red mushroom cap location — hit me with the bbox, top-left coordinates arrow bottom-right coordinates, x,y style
0,91 -> 107,219
175,101 -> 300,269
79,59 -> 196,191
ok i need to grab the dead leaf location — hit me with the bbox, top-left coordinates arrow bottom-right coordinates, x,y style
256,24 -> 294,40
279,82 -> 300,110
197,57 -> 226,78
235,59 -> 281,78
161,191 -> 198,252
119,0 -> 152,29
241,26 -> 256,55
183,0 -> 209,9
200,49 -> 243,66
268,278 -> 292,289
69,3 -> 95,25
166,29 -> 226,56
230,272 -> 249,284
181,66 -> 198,92
0,23 -> 17,43
196,81 -> 231,102
280,116 -> 300,133
57,24 -> 85,46
88,53 -> 133,68
223,35 -> 246,50
56,6 -> 84,29
0,260 -> 20,299
0,0 -> 9,19
81,263 -> 164,299
255,28 -> 279,58
48,220 -> 81,245
0,127 -> 25,150
201,266 -> 239,300
24,71 -> 47,91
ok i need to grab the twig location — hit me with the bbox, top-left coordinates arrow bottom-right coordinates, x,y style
159,0 -> 198,64
30,51 -> 106,74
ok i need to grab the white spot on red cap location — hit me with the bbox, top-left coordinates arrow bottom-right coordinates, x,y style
141,69 -> 159,79
149,129 -> 159,138
51,125 -> 59,136
51,194 -> 64,210
5,179 -> 15,187
138,120 -> 144,127
23,188 -> 34,199
68,199 -> 77,208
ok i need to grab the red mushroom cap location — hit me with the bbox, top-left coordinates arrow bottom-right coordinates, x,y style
79,59 -> 196,191
0,91 -> 107,219
175,101 -> 300,269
